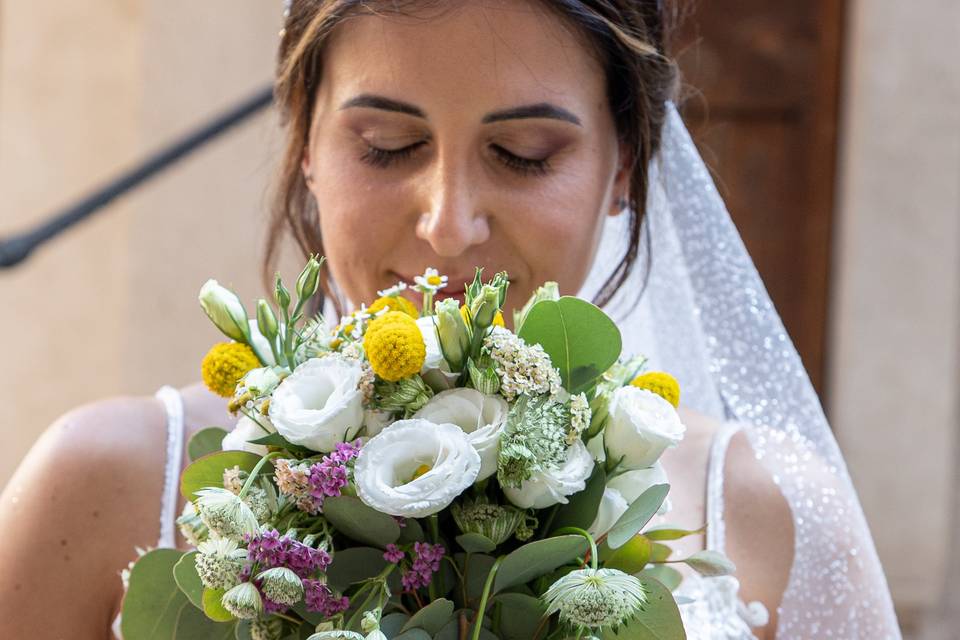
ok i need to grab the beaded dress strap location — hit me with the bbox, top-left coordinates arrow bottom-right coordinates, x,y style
155,386 -> 185,549
705,421 -> 743,553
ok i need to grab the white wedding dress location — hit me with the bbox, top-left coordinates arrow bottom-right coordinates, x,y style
112,387 -> 766,639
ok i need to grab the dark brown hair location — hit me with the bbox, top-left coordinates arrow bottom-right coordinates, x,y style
265,0 -> 679,318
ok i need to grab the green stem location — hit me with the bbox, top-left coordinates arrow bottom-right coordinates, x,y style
551,527 -> 599,570
537,505 -> 560,539
471,555 -> 504,640
238,451 -> 284,499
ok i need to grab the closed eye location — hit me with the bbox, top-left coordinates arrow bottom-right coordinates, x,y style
358,142 -> 552,177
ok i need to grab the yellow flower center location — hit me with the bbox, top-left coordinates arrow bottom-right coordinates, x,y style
427,275 -> 443,286
411,464 -> 432,481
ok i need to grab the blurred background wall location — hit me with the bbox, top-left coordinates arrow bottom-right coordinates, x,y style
1,1 -> 957,637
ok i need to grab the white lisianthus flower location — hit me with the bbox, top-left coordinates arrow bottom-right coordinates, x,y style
503,439 -> 595,509
199,279 -> 250,343
587,487 -> 629,538
268,357 -> 364,452
354,419 -> 481,517
240,366 -> 282,396
413,388 -> 508,480
607,461 -> 672,515
604,387 -> 685,470
222,416 -> 271,456
247,320 -> 277,366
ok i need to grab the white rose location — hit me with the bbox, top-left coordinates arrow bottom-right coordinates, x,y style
604,387 -> 685,470
587,487 -> 629,538
413,388 -> 508,480
606,461 -> 672,515
503,439 -> 595,509
221,416 -> 271,456
354,419 -> 481,518
268,357 -> 364,452
416,316 -> 459,390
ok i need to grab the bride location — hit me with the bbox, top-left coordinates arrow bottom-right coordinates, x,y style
0,1 -> 901,638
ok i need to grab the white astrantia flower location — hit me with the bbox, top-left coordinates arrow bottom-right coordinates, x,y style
604,387 -> 685,470
196,537 -> 247,590
250,619 -> 283,640
587,487 -> 629,539
543,567 -> 647,630
306,632 -> 365,640
413,388 -> 508,480
257,567 -> 304,605
176,501 -> 208,546
222,581 -> 264,619
606,461 -> 672,515
412,267 -> 448,294
195,487 -> 260,539
503,439 -> 595,509
269,356 -> 364,452
222,416 -> 271,456
354,419 -> 481,517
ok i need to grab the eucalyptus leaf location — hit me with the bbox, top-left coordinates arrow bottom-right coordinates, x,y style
392,629 -> 432,640
121,549 -> 187,640
435,612 -> 498,640
172,551 -> 204,609
326,547 -> 391,592
649,543 -> 672,563
175,601 -> 235,638
235,620 -> 253,640
180,451 -> 262,501
188,427 -> 229,461
549,464 -> 606,533
459,553 -> 497,602
322,496 -> 401,547
603,535 -> 652,574
517,297 -> 622,394
400,597 -> 454,634
491,593 -> 547,640
683,550 -> 736,577
249,431 -> 315,455
601,576 -> 685,639
607,484 -> 670,549
202,588 -> 235,622
643,525 -> 706,542
493,535 -> 589,593
637,565 -> 683,592
380,612 -> 410,636
397,518 -> 426,544
457,533 -> 497,553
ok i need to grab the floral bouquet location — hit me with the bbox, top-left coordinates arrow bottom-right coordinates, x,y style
120,257 -> 734,640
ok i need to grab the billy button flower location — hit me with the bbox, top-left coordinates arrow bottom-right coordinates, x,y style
367,295 -> 419,319
630,371 -> 681,408
201,342 -> 260,398
363,311 -> 426,382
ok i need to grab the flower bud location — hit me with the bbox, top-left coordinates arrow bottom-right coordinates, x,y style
199,280 -> 251,343
274,273 -> 291,311
467,359 -> 500,395
469,285 -> 501,332
434,298 -> 470,371
513,281 -> 559,333
451,496 -> 524,544
221,581 -> 263,620
257,567 -> 304,606
296,256 -> 323,301
256,299 -> 280,342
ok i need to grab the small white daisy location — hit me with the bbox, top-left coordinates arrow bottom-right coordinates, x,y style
412,268 -> 448,294
377,282 -> 408,297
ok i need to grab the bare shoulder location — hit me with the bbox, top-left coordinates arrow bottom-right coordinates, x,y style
0,393 -> 170,638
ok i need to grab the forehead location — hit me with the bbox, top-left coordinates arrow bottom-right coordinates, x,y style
318,1 -> 607,117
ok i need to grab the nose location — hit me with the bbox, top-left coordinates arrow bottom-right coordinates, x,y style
414,159 -> 490,257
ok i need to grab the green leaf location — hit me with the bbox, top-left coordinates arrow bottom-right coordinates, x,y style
188,427 -> 230,461
517,297 -> 622,394
202,588 -> 235,622
457,533 -> 497,553
643,525 -> 705,541
248,431 -> 315,455
435,612 -> 499,640
493,535 -> 589,593
326,547 -> 391,592
491,593 -> 547,640
458,553 -> 497,602
180,450 -> 262,501
173,551 -> 204,609
121,549 -> 187,640
601,576 -> 686,639
322,496 -> 402,547
607,484 -> 670,549
393,630 -> 433,640
175,601 -> 235,638
549,464 -> 606,533
637,566 -> 683,592
649,543 -> 672,563
683,550 -> 736,577
235,621 -> 253,640
380,612 -> 411,636
604,535 -> 652,574
397,518 -> 426,544
400,598 -> 455,634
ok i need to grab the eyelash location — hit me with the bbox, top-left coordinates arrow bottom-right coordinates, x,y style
359,142 -> 551,177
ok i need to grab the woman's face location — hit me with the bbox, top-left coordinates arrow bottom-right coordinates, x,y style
303,0 -> 629,321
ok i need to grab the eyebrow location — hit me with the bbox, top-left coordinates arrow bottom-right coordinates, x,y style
339,93 -> 582,126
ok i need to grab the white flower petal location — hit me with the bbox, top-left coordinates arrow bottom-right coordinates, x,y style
503,439 -> 595,509
222,416 -> 271,456
587,487 -> 629,538
604,387 -> 685,469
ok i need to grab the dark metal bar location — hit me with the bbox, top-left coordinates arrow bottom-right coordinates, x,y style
0,83 -> 274,269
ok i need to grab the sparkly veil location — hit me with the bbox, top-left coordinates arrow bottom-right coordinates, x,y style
576,103 -> 901,638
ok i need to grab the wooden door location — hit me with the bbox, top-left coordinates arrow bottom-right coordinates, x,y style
670,1 -> 845,395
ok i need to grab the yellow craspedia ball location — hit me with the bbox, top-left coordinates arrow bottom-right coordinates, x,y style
630,371 -> 681,408
363,311 -> 426,382
367,295 -> 419,319
201,342 -> 260,398
459,305 -> 505,328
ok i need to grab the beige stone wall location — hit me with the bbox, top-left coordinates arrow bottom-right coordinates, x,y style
0,1 -> 284,487
830,0 -> 960,632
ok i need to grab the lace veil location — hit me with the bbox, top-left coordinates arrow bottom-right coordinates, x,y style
576,102 -> 902,638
